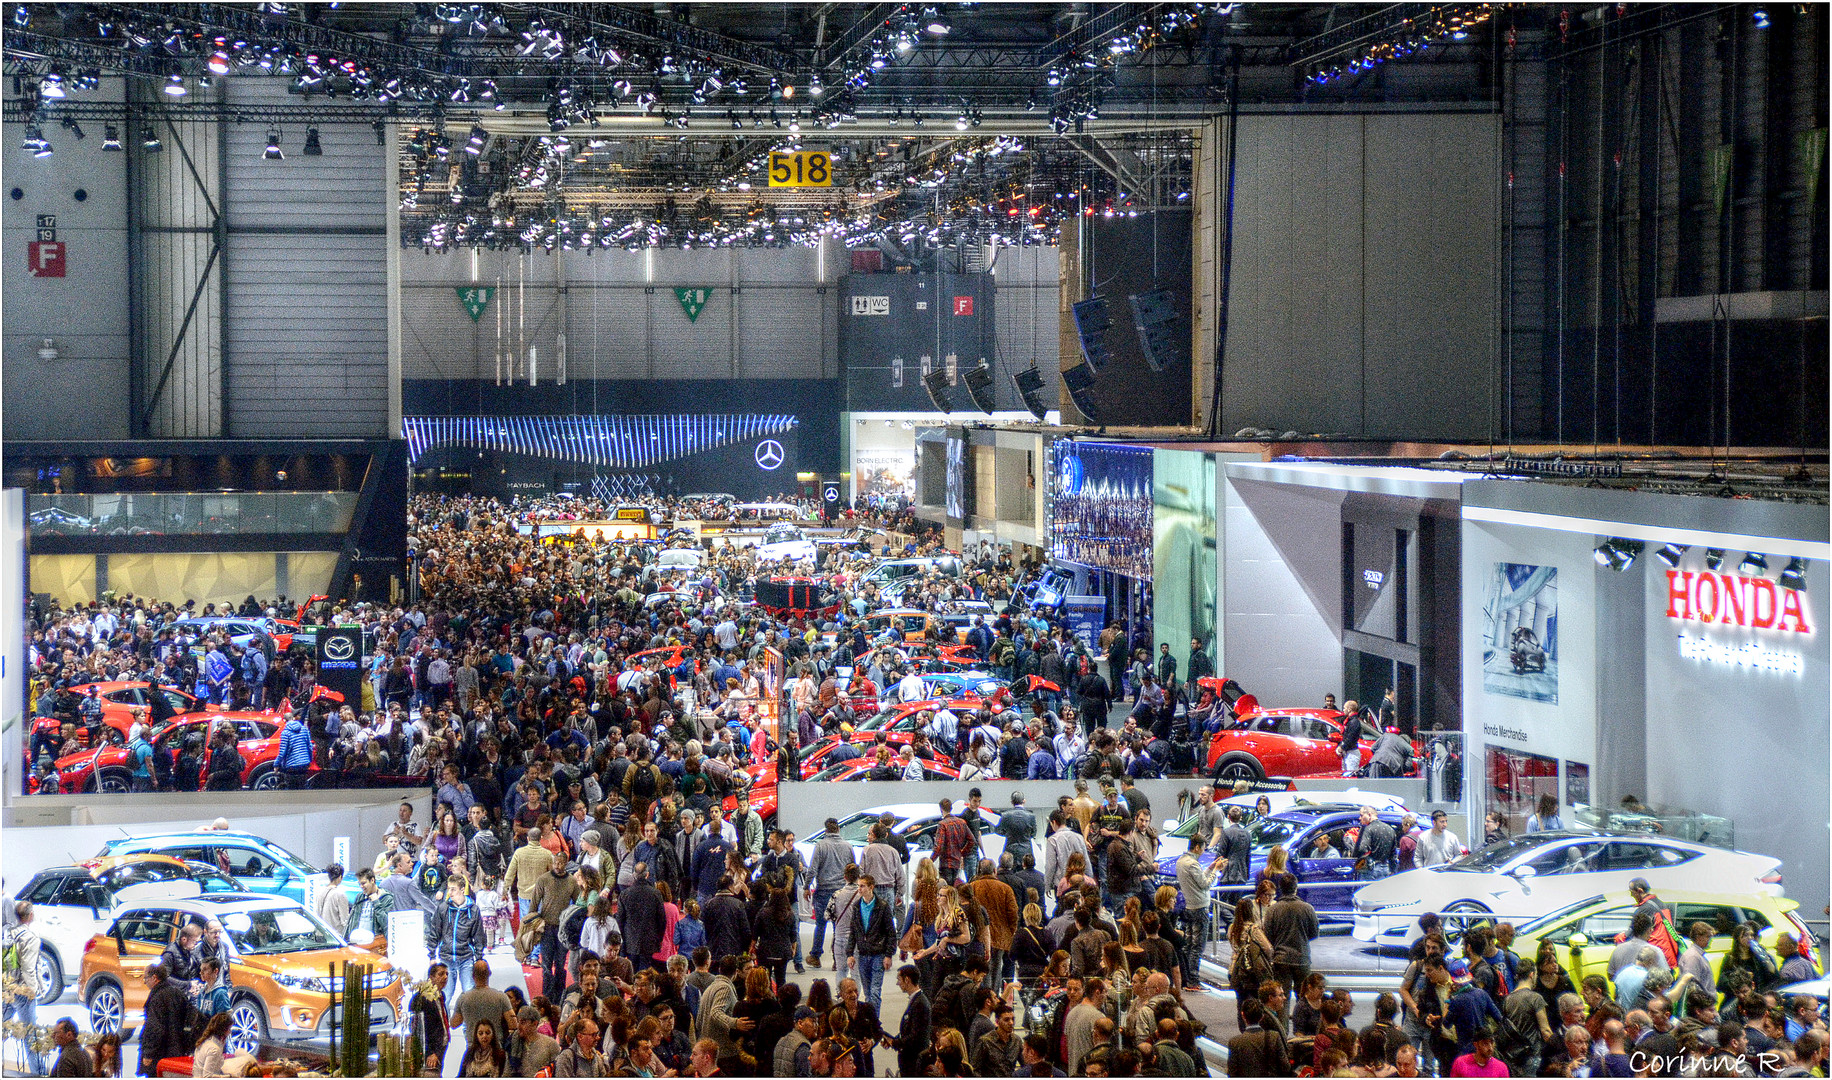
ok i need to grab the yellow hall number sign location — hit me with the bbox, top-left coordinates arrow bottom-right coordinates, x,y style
768,151 -> 832,187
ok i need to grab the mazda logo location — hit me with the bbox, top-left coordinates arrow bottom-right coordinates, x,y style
755,440 -> 785,470
323,635 -> 355,661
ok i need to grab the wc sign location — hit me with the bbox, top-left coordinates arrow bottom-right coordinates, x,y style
28,215 -> 64,277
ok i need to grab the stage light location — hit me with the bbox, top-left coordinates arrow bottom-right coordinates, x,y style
264,126 -> 284,159
102,124 -> 123,151
164,75 -> 187,96
1778,557 -> 1808,592
465,124 -> 487,154
1752,8 -> 1770,28
1738,551 -> 1769,576
301,126 -> 322,155
1704,548 -> 1725,571
1593,538 -> 1643,571
38,73 -> 64,98
141,126 -> 163,152
1655,543 -> 1689,569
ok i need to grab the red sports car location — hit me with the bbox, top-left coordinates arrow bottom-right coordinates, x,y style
806,758 -> 962,783
1205,709 -> 1376,782
37,713 -> 301,794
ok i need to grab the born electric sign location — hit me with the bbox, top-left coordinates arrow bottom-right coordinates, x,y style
1664,570 -> 1813,634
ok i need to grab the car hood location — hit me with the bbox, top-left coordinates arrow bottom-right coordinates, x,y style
55,746 -> 111,773
1352,866 -> 1515,904
1155,849 -> 1265,883
248,946 -> 398,982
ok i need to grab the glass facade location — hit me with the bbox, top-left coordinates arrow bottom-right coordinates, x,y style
27,492 -> 359,536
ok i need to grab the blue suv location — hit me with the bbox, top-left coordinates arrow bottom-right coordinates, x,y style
1155,806 -> 1412,919
95,831 -> 360,908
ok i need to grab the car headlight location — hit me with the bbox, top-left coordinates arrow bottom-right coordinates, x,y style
273,973 -> 327,992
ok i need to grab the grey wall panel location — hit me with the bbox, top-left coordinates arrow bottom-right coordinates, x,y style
1,110 -> 133,439
565,287 -> 650,379
1222,113 -> 1497,440
993,246 -> 1062,408
399,247 -> 838,382
225,234 -> 388,436
222,81 -> 385,232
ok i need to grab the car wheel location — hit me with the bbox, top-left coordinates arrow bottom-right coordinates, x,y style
227,995 -> 269,1056
1215,754 -> 1265,784
35,949 -> 63,1005
1442,901 -> 1494,941
250,767 -> 283,791
96,769 -> 132,794
87,979 -> 124,1035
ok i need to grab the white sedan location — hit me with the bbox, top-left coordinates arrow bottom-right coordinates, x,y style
793,801 -> 1044,900
1352,831 -> 1786,948
754,524 -> 818,563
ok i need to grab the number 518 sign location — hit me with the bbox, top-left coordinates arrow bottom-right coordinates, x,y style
768,150 -> 831,187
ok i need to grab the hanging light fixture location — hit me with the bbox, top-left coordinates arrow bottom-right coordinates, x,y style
1778,556 -> 1809,592
102,124 -> 123,151
302,126 -> 323,155
38,73 -> 65,98
164,74 -> 187,96
264,126 -> 284,159
141,126 -> 163,152
1738,551 -> 1769,576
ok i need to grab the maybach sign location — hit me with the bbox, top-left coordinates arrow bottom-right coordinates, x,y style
1664,570 -> 1813,634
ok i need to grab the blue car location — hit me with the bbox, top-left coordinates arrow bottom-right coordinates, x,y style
1155,807 -> 1413,919
95,831 -> 361,908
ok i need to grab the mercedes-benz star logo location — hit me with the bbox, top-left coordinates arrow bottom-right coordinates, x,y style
755,440 -> 785,470
323,635 -> 355,661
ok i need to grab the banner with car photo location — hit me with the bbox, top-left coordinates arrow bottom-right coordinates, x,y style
1481,562 -> 1558,704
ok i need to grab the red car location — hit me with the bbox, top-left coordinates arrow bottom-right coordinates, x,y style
806,758 -> 961,782
37,713 -> 301,794
1205,709 -> 1376,782
31,681 -> 223,746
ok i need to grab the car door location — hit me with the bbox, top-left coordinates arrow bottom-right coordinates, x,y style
1549,904 -> 1636,984
113,910 -> 179,1015
1292,817 -> 1360,913
29,874 -> 91,977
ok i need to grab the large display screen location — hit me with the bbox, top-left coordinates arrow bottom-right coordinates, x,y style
1048,441 -> 1152,579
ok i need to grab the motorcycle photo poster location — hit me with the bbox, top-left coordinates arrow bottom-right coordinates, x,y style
1482,562 -> 1559,704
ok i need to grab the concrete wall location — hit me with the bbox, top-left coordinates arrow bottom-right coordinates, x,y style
1222,112 -> 1498,440
2,84 -> 132,440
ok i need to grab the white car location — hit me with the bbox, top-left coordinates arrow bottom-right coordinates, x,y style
754,524 -> 818,563
11,856 -> 241,1003
793,802 -> 1044,901
1352,831 -> 1786,948
1155,789 -> 1410,862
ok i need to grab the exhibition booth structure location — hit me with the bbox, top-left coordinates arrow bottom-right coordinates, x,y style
1459,478 -> 1830,920
1210,458 -> 1829,919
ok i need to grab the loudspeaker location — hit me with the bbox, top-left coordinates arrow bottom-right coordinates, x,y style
922,368 -> 954,412
1128,288 -> 1186,372
1011,365 -> 1049,420
1071,297 -> 1114,371
1062,361 -> 1102,424
961,361 -> 995,414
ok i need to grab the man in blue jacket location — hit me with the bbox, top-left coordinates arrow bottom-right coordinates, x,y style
277,709 -> 315,788
426,881 -> 487,1001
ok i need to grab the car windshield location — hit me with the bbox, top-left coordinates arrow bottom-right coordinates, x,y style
1248,818 -> 1300,852
1514,895 -> 1610,937
765,525 -> 803,545
836,813 -> 893,845
1443,835 -> 1551,872
222,907 -> 343,955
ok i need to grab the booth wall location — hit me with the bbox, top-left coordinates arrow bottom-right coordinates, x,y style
1642,556 -> 1830,919
1221,476 -> 1344,707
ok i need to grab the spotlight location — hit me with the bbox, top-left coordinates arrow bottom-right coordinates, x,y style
61,118 -> 83,140
924,6 -> 950,34
207,49 -> 230,74
1654,543 -> 1689,569
1779,557 -> 1808,591
1704,548 -> 1725,572
808,74 -> 823,98
955,111 -> 969,131
102,124 -> 123,151
38,73 -> 65,98
264,127 -> 284,159
1752,7 -> 1770,27
302,126 -> 322,155
141,126 -> 163,152
164,74 -> 187,97
372,119 -> 387,145
1738,551 -> 1769,576
465,124 -> 487,154
1593,538 -> 1643,571
22,124 -> 49,156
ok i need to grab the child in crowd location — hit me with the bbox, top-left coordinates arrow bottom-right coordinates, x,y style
475,872 -> 504,951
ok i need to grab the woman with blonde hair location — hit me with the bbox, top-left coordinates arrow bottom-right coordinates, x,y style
1153,884 -> 1190,994
1011,903 -> 1055,1004
1227,896 -> 1276,1029
914,885 -> 971,997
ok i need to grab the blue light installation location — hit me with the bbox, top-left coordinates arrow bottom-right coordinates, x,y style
402,414 -> 799,467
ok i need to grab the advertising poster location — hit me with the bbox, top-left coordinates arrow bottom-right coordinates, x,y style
1152,449 -> 1217,667
386,908 -> 428,980
1062,594 -> 1108,653
1482,562 -> 1559,703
